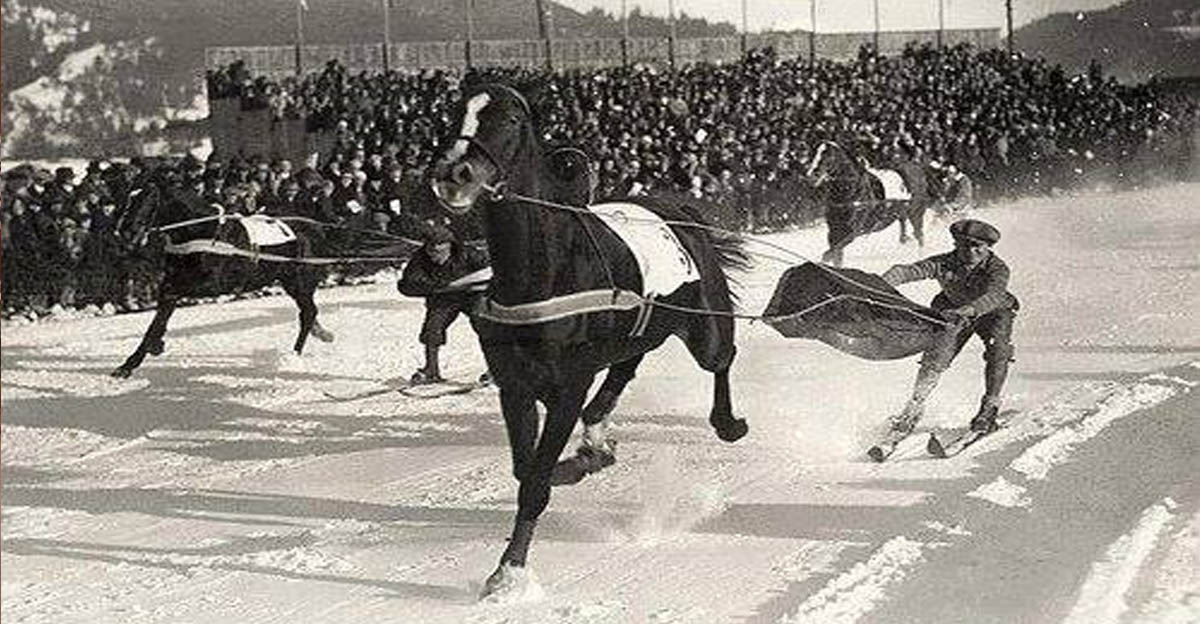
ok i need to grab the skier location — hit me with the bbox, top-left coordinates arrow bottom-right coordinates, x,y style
881,218 -> 1018,437
397,225 -> 490,385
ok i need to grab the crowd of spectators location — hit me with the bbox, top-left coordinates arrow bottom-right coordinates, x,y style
3,42 -> 1196,320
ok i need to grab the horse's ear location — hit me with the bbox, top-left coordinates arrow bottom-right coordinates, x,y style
516,78 -> 554,126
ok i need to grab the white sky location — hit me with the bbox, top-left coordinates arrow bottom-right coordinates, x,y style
554,0 -> 1127,33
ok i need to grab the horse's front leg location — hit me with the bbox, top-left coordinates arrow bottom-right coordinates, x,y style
484,378 -> 591,600
111,295 -> 177,378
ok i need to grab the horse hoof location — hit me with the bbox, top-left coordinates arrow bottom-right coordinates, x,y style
712,417 -> 748,443
110,367 -> 132,379
480,563 -> 543,603
147,340 -> 164,356
311,327 -> 335,343
549,443 -> 616,486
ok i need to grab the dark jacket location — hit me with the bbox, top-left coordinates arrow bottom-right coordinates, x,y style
397,242 -> 489,299
882,251 -> 1017,316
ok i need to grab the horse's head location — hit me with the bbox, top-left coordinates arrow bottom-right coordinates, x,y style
430,83 -> 538,215
805,141 -> 844,188
114,179 -> 163,250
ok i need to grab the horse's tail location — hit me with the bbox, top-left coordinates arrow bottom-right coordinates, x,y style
669,200 -> 752,305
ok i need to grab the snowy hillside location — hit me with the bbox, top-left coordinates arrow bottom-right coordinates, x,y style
2,184 -> 1198,623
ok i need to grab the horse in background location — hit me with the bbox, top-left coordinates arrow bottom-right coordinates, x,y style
110,170 -> 334,378
805,140 -> 937,266
430,83 -> 750,598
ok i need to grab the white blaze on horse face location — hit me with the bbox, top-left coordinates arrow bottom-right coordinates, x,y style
446,92 -> 492,164
807,143 -> 827,178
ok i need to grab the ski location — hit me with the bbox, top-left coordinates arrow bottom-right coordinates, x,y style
399,378 -> 491,399
867,429 -> 915,463
322,386 -> 398,402
926,428 -> 991,458
926,410 -> 1015,458
323,374 -> 491,402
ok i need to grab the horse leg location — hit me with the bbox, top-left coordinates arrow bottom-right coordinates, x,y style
821,244 -> 846,267
549,356 -> 642,485
911,203 -> 927,248
485,378 -> 591,598
111,295 -> 177,378
285,274 -> 332,355
682,300 -> 748,443
581,354 -> 643,431
898,209 -> 911,244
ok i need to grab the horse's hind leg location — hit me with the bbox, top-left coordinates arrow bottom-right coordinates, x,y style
549,355 -> 643,486
911,203 -> 927,248
581,354 -> 644,427
898,211 -> 911,244
111,295 -> 177,378
683,306 -> 748,443
285,274 -> 332,355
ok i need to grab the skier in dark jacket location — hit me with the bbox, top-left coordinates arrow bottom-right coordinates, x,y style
397,226 -> 490,384
881,218 -> 1018,434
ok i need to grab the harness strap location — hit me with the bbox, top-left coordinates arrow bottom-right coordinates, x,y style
163,239 -> 405,265
474,289 -> 647,325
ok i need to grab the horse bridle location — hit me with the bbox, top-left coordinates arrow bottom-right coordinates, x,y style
450,85 -> 534,201
808,141 -> 866,187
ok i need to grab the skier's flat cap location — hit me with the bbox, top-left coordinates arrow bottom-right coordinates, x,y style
950,219 -> 1000,245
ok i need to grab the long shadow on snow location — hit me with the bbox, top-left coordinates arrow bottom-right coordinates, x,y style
2,536 -> 473,603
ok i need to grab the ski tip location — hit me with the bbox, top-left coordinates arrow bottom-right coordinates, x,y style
927,434 -> 947,458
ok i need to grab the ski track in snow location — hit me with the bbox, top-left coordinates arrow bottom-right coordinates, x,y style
1064,498 -> 1179,624
778,536 -> 928,624
3,185 -> 1199,622
968,370 -> 1195,508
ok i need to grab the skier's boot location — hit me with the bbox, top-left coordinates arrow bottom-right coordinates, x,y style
410,369 -> 444,385
969,400 -> 1000,434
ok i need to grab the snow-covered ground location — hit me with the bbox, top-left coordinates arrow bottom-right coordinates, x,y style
2,184 -> 1198,623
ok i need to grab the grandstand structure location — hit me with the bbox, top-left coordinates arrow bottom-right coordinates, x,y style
204,28 -> 999,78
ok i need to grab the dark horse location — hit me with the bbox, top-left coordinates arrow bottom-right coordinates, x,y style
430,84 -> 750,598
110,172 -> 333,378
806,140 -> 934,266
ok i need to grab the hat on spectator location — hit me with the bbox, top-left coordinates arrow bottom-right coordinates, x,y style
55,167 -> 75,182
950,219 -> 1000,245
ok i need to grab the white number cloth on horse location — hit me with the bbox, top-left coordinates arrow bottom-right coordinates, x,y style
589,202 -> 699,297
239,215 -> 297,247
470,202 -> 698,331
866,168 -> 912,201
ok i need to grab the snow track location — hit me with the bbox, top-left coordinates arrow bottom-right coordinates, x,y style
4,184 -> 1199,622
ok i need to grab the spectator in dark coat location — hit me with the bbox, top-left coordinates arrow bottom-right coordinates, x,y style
397,226 -> 490,384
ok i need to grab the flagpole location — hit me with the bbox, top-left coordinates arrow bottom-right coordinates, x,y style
872,0 -> 879,52
937,0 -> 944,48
295,0 -> 305,75
534,0 -> 551,70
667,0 -> 676,69
382,0 -> 391,71
621,0 -> 629,66
809,0 -> 816,66
465,0 -> 475,69
1006,0 -> 1014,55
